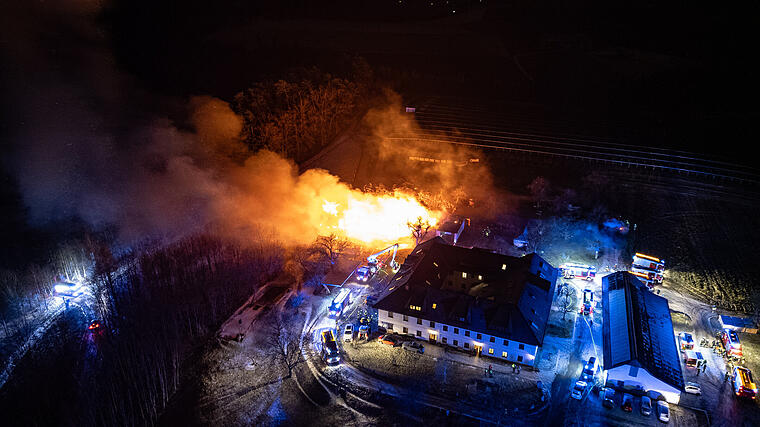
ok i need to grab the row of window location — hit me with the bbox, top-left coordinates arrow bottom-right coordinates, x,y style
387,311 -> 525,350
393,325 -> 525,362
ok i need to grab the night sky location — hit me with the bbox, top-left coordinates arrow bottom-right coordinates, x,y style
1,0 -> 759,261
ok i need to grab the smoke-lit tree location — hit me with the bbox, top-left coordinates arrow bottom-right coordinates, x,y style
313,234 -> 350,266
408,216 -> 431,245
233,67 -> 368,162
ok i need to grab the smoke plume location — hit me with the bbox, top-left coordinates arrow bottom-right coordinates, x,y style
1,2 -> 506,247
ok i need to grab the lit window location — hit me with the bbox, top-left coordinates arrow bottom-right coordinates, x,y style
502,351 -> 508,358
502,264 -> 507,270
462,272 -> 468,279
488,348 -> 494,355
478,275 -> 483,280
432,303 -> 437,309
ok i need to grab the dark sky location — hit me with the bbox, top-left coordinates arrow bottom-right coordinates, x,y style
103,0 -> 760,160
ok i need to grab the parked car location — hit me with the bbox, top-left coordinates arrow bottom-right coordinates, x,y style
621,393 -> 633,412
571,381 -> 587,400
641,396 -> 652,416
603,388 -> 615,408
684,382 -> 702,395
733,366 -> 758,399
402,341 -> 425,354
657,400 -> 670,423
581,356 -> 598,381
378,333 -> 400,346
343,324 -> 354,342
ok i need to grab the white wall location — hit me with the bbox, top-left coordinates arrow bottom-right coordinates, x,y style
605,364 -> 682,404
378,310 -> 538,366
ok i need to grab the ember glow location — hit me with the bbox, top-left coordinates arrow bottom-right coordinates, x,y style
320,190 -> 440,245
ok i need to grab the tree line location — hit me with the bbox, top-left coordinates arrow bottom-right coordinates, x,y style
233,58 -> 376,163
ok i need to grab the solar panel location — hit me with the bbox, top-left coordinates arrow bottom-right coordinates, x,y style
608,289 -> 631,364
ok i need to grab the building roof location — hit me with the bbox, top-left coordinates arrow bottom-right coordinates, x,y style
602,272 -> 684,391
437,217 -> 466,234
374,237 -> 556,346
720,315 -> 758,329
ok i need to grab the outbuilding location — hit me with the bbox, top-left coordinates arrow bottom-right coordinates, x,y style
720,315 -> 759,334
602,272 -> 684,404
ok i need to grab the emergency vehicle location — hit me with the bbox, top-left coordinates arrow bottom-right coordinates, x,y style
559,263 -> 596,281
631,253 -> 664,285
328,288 -> 352,319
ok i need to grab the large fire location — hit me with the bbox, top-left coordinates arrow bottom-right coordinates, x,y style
319,190 -> 440,245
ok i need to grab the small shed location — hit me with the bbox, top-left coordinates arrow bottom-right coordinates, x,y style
436,217 -> 468,245
720,315 -> 759,334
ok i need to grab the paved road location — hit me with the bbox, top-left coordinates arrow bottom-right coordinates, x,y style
659,286 -> 760,427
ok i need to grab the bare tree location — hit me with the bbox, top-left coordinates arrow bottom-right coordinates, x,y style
313,234 -> 350,266
266,314 -> 304,379
559,285 -> 577,321
525,220 -> 545,254
408,216 -> 432,246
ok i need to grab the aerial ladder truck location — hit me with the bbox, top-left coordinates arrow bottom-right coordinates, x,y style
354,244 -> 400,282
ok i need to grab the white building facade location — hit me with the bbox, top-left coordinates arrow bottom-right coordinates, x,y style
378,310 -> 538,365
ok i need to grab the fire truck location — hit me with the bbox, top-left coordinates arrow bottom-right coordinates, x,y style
631,253 -> 664,286
354,244 -> 400,282
328,288 -> 352,319
559,263 -> 596,281
321,330 -> 340,365
629,271 -> 658,289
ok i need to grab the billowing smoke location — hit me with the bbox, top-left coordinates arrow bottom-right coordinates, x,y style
1,2 -> 495,247
362,93 -> 509,218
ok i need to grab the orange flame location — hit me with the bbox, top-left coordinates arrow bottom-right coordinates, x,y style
320,190 -> 440,245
